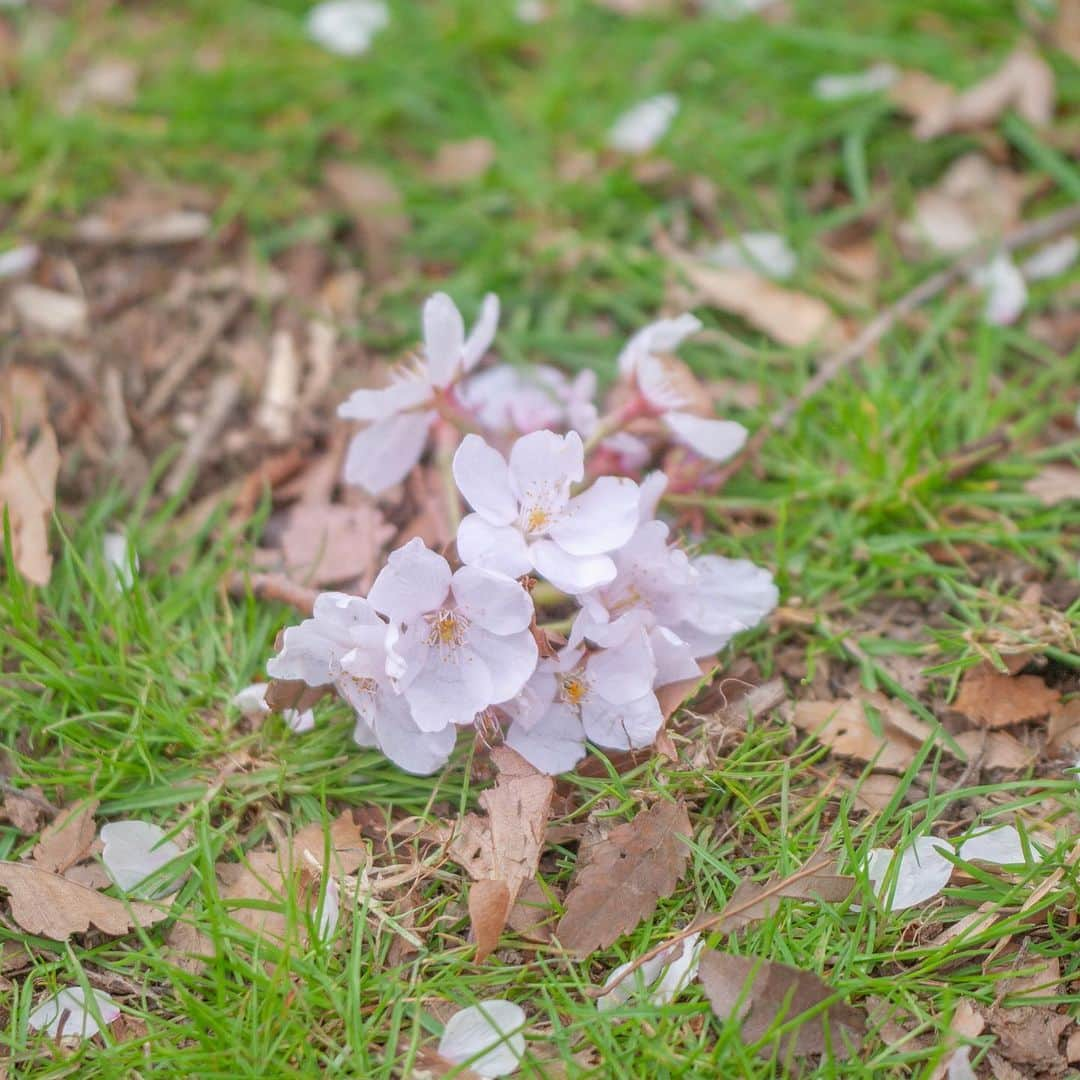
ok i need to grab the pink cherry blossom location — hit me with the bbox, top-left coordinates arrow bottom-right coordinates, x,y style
504,633 -> 662,773
266,592 -> 455,775
453,430 -> 640,593
338,292 -> 498,494
368,538 -> 538,731
616,314 -> 747,463
458,363 -> 597,436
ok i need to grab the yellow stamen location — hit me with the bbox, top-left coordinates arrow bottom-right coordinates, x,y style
561,675 -> 588,706
525,506 -> 551,533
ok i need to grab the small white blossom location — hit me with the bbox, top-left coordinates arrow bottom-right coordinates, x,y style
970,254 -> 1026,326
504,634 -> 662,772
458,363 -> 597,436
617,315 -> 748,463
28,987 -> 120,1040
454,430 -> 640,593
100,821 -> 184,895
437,1000 -> 526,1078
958,824 -> 1040,865
1021,235 -> 1079,281
369,538 -> 538,731
267,592 -> 455,775
608,94 -> 679,154
705,231 -> 797,280
306,0 -> 389,57
338,292 -> 498,494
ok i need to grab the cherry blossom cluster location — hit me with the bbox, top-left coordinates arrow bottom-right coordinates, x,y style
266,293 -> 778,775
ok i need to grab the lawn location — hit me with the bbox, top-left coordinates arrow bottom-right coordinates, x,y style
1,0 -> 1078,1076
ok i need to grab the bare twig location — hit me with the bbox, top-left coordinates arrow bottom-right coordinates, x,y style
711,204 -> 1080,486
142,293 -> 247,419
163,372 -> 243,496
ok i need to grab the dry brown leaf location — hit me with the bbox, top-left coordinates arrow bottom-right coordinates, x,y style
953,663 -> 1060,728
927,999 -> 985,1080
912,47 -> 1055,140
788,693 -> 934,772
954,729 -> 1034,771
219,850 -> 293,944
506,877 -> 560,943
0,861 -> 169,940
982,957 -> 1070,1070
292,810 -> 368,876
0,424 -> 60,586
164,920 -> 215,976
1056,0 -> 1080,63
1047,698 -> 1080,755
323,161 -> 409,282
427,137 -> 496,185
698,949 -> 865,1058
469,879 -> 511,963
0,787 -> 46,833
668,255 -> 846,350
555,799 -> 692,955
32,800 -> 99,874
888,69 -> 956,128
1024,463 -> 1080,506
281,503 -> 394,587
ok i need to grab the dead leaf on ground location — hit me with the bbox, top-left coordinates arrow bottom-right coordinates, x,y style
698,949 -> 865,1058
954,729 -> 1034,771
427,138 -> 496,185
60,58 -> 139,112
507,877 -> 560,943
0,424 -> 60,586
1056,0 -> 1080,63
0,861 -> 170,940
292,810 -> 369,876
323,161 -> 409,282
927,999 -> 985,1080
666,253 -> 846,350
448,747 -> 554,961
953,662 -> 1060,728
909,46 -> 1055,140
981,957 -> 1070,1071
788,692 -> 939,772
555,799 -> 692,955
1047,698 -> 1080,755
1024,463 -> 1080,506
1,787 -> 46,833
281,502 -> 394,587
32,799 -> 99,874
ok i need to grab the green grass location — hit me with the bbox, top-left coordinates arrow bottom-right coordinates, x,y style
2,0 -> 1079,1076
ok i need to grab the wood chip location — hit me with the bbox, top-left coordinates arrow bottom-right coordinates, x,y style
32,800 -> 99,875
953,663 -> 1060,729
698,949 -> 865,1057
555,799 -> 692,955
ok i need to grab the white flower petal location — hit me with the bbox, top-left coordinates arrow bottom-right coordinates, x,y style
971,253 -> 1027,326
506,701 -> 586,774
663,412 -> 748,463
368,538 -> 452,624
337,378 -> 432,421
467,627 -> 538,705
306,0 -> 389,58
100,821 -> 184,895
704,230 -> 798,280
28,987 -> 120,1041
462,293 -> 500,371
508,429 -> 583,504
649,627 -> 703,687
637,470 -> 668,520
342,410 -> 434,495
872,836 -> 953,912
617,314 -> 702,378
582,690 -> 662,750
812,63 -> 898,102
233,683 -> 270,716
550,477 -> 640,557
451,565 -> 534,635
453,434 -> 517,525
423,292 -> 466,388
374,692 -> 457,774
404,650 -> 494,730
456,514 -> 533,578
958,825 -> 1037,866
438,1000 -> 526,1078
285,707 -> 316,733
946,1047 -> 977,1080
529,540 -> 616,594
588,629 -> 657,705
608,93 -> 679,155
0,244 -> 39,280
598,932 -> 702,1011
317,876 -> 340,942
1021,235 -> 1079,281
103,531 -> 137,589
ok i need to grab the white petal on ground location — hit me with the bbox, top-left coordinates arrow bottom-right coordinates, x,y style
812,63 -> 898,101
598,932 -> 703,1011
0,244 -> 39,279
958,824 -> 1037,865
437,1000 -> 527,1078
870,836 -> 954,912
946,1047 -> 978,1080
1020,235 -> 1079,281
970,253 -> 1027,326
342,409 -> 434,495
549,476 -> 640,556
704,230 -> 797,280
506,702 -> 586,774
529,540 -> 616,594
608,94 -> 679,155
28,987 -> 120,1040
368,538 -> 452,624
103,531 -> 138,589
306,0 -> 389,57
285,708 -> 316,733
100,820 -> 184,894
663,412 -> 748,462
702,0 -> 777,17
456,514 -> 533,578
317,875 -> 340,941
233,683 -> 271,716
453,434 -> 518,525
451,565 -> 534,635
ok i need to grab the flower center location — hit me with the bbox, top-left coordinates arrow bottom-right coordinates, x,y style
342,674 -> 378,697
560,674 -> 590,706
524,505 -> 552,533
425,608 -> 469,651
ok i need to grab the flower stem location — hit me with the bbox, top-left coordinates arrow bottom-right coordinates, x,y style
434,421 -> 462,535
581,394 -> 650,455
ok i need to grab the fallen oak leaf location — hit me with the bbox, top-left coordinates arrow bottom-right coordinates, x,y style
0,861 -> 170,940
33,799 -> 99,874
698,949 -> 865,1058
555,799 -> 692,955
